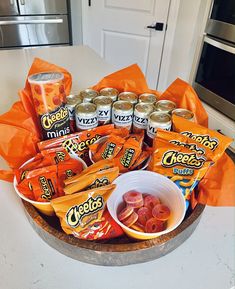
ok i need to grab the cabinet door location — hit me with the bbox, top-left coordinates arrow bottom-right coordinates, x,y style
0,0 -> 19,16
18,0 -> 67,15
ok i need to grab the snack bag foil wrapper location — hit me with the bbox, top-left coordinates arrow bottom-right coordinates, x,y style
89,135 -> 125,162
16,155 -> 84,201
156,129 -> 214,161
0,58 -> 72,182
40,146 -> 71,164
14,149 -> 73,184
148,138 -> 211,209
64,159 -> 115,185
17,165 -> 59,202
172,115 -> 233,162
64,167 -> 119,195
113,137 -> 142,173
51,184 -> 123,240
37,125 -> 115,165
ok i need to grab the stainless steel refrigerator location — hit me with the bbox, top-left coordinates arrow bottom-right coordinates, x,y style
0,0 -> 72,49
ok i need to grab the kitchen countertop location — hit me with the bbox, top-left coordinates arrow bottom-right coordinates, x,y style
0,45 -> 234,289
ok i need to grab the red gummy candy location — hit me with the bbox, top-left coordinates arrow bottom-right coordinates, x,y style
152,204 -> 171,221
118,206 -> 134,221
122,211 -> 138,227
144,195 -> 160,210
137,207 -> 152,226
123,190 -> 143,208
145,218 -> 166,233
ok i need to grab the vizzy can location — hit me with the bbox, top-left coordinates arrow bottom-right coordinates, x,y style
155,100 -> 176,114
139,93 -> 157,105
28,72 -> 71,140
99,87 -> 119,102
118,91 -> 138,105
80,89 -> 99,103
112,100 -> 133,131
133,103 -> 154,133
93,96 -> 112,125
75,103 -> 98,131
146,111 -> 172,146
172,108 -> 195,122
65,94 -> 83,132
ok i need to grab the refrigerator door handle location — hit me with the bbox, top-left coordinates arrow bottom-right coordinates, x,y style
0,19 -> 64,25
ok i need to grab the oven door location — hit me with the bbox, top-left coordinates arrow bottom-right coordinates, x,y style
206,0 -> 235,43
193,36 -> 235,121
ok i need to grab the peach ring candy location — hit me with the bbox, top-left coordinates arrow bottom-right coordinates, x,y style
122,211 -> 138,227
137,207 -> 152,226
118,205 -> 134,221
123,190 -> 143,207
152,204 -> 171,221
145,218 -> 166,233
143,195 -> 160,210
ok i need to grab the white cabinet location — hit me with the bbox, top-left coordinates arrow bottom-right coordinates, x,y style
203,102 -> 235,152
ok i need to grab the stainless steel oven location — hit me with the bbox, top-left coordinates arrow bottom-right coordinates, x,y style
193,0 -> 235,121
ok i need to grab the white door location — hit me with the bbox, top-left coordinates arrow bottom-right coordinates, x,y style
82,0 -> 170,89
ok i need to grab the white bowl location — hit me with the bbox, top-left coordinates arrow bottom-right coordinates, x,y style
89,136 -> 151,170
107,171 -> 186,240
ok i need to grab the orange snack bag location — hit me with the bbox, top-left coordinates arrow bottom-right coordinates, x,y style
15,149 -> 71,184
30,170 -> 59,202
113,138 -> 142,173
156,129 -> 214,161
64,167 -> 119,195
73,209 -> 123,240
17,165 -> 59,202
41,147 -> 71,164
130,150 -> 151,170
172,115 -> 233,162
128,131 -> 144,148
148,138 -> 211,209
16,178 -> 35,200
90,135 -> 125,162
64,159 -> 114,185
37,124 -> 114,150
37,124 -> 114,164
50,184 -> 116,237
57,158 -> 84,196
14,154 -> 43,183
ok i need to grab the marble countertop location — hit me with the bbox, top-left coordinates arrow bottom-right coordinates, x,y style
0,45 -> 234,289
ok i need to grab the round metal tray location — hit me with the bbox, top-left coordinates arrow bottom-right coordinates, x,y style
22,200 -> 205,266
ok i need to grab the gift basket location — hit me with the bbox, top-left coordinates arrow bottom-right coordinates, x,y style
0,58 -> 234,266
